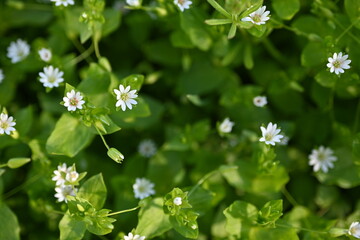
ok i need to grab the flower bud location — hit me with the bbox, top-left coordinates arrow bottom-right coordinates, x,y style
107,148 -> 124,163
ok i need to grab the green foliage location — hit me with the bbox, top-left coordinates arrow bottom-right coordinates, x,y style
0,203 -> 20,240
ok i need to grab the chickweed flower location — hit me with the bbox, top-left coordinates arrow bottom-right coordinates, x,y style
126,0 -> 140,7
38,48 -> 52,62
7,39 -> 30,63
349,222 -> 360,239
54,185 -> 77,203
52,163 -> 71,186
259,122 -> 283,146
173,197 -> 182,206
253,96 -> 267,107
174,0 -> 192,12
241,6 -> 270,25
219,118 -> 235,134
114,84 -> 138,111
138,139 -> 157,158
65,171 -> 79,183
309,146 -> 337,173
0,69 -> 4,84
124,232 -> 146,240
39,66 -> 64,88
0,113 -> 16,135
63,90 -> 85,111
133,178 -> 155,200
51,0 -> 75,7
327,52 -> 351,75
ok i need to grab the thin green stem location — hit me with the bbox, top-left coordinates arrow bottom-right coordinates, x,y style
67,44 -> 94,66
353,98 -> 360,134
70,38 -> 94,64
333,18 -> 360,45
95,126 -> 110,150
335,17 -> 360,43
106,206 -> 140,216
281,187 -> 298,207
276,223 -> 328,234
262,38 -> 287,65
3,174 -> 42,199
0,164 -> 7,168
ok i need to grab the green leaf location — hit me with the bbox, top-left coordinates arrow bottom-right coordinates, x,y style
205,19 -> 233,25
257,200 -> 283,226
207,0 -> 231,18
78,173 -> 107,209
59,213 -> 87,240
0,203 -> 20,240
244,43 -> 254,69
345,0 -> 360,29
78,63 -> 111,96
46,114 -> 94,157
249,227 -> 299,240
14,106 -> 33,136
315,70 -> 338,88
169,211 -> 199,239
301,42 -> 327,67
7,158 -> 31,169
86,209 -> 116,235
272,0 -> 300,20
102,8 -> 121,37
120,74 -> 144,92
228,23 -> 237,39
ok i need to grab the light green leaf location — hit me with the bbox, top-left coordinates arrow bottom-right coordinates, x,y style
249,227 -> 299,240
272,0 -> 300,20
78,173 -> 107,209
169,211 -> 199,239
257,200 -> 283,225
315,70 -> 338,88
7,158 -> 31,169
205,19 -> 233,25
59,213 -> 87,240
0,203 -> 20,240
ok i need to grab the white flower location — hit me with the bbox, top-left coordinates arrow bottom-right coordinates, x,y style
174,0 -> 192,11
38,48 -> 52,62
259,122 -> 283,146
114,85 -> 138,111
173,197 -> 182,206
50,0 -> 75,7
52,163 -> 71,186
65,171 -> 79,183
138,139 -> 157,158
349,222 -> 360,239
39,66 -> 64,88
126,0 -> 140,7
54,185 -> 77,203
219,118 -> 234,134
0,69 -> 4,84
124,232 -> 146,240
309,146 -> 337,173
0,113 -> 16,135
327,52 -> 351,75
241,6 -> 270,25
63,90 -> 85,111
7,39 -> 30,63
133,178 -> 155,200
253,96 -> 267,107
279,135 -> 289,146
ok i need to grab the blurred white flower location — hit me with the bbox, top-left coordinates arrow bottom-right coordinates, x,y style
114,84 -> 138,111
259,122 -> 283,145
241,6 -> 270,25
279,135 -> 289,146
253,96 -> 267,107
327,52 -> 351,75
38,48 -> 52,62
173,197 -> 182,206
126,0 -> 140,7
174,0 -> 192,11
0,69 -> 4,83
54,185 -> 77,203
63,90 -> 85,111
219,118 -> 234,134
309,146 -> 337,173
124,232 -> 146,240
138,139 -> 157,158
133,178 -> 155,200
39,65 -> 64,88
65,171 -> 79,183
7,39 -> 30,63
52,163 -> 71,186
51,0 -> 74,7
0,113 -> 16,135
349,222 -> 360,239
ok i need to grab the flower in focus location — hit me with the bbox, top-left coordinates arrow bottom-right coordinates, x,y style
138,139 -> 157,158
219,118 -> 234,134
65,171 -> 79,183
0,69 -> 4,84
174,0 -> 192,11
39,66 -> 64,88
38,48 -> 52,62
124,232 -> 146,240
133,178 -> 155,200
0,113 -> 16,135
54,185 -> 77,203
309,146 -> 337,173
52,163 -> 71,186
50,0 -> 75,7
253,96 -> 267,107
114,84 -> 138,111
63,90 -> 85,111
7,39 -> 30,63
241,6 -> 270,25
173,197 -> 182,206
126,0 -> 140,7
349,222 -> 360,239
327,52 -> 351,75
259,122 -> 283,145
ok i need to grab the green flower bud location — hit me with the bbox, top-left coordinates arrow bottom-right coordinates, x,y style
107,148 -> 124,163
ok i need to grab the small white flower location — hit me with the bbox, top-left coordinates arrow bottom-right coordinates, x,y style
65,171 -> 79,183
253,96 -> 267,107
174,0 -> 192,11
54,185 -> 77,203
52,163 -> 71,186
259,122 -> 283,146
124,232 -> 146,240
327,52 -> 351,75
0,69 -> 4,84
0,113 -> 16,135
241,6 -> 270,25
309,146 -> 337,173
114,84 -> 138,111
50,0 -> 75,7
349,222 -> 360,239
173,197 -> 182,206
138,139 -> 157,158
38,48 -> 52,62
219,118 -> 235,134
133,178 -> 155,200
39,66 -> 64,88
7,39 -> 30,63
63,90 -> 85,111
126,0 -> 140,7
279,135 -> 289,146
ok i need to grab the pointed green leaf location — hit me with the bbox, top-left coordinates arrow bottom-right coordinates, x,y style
78,173 -> 107,209
0,203 -> 20,240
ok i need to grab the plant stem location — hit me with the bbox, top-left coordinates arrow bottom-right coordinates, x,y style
3,174 -> 41,199
95,126 -> 110,150
335,17 -> 360,44
0,164 -> 7,168
67,44 -> 94,66
281,186 -> 298,206
106,206 -> 140,216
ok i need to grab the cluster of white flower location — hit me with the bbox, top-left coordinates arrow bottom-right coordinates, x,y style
63,90 -> 85,111
39,65 -> 64,88
0,113 -> 16,135
124,232 -> 146,240
52,163 -> 79,203
138,139 -> 157,158
133,178 -> 155,200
